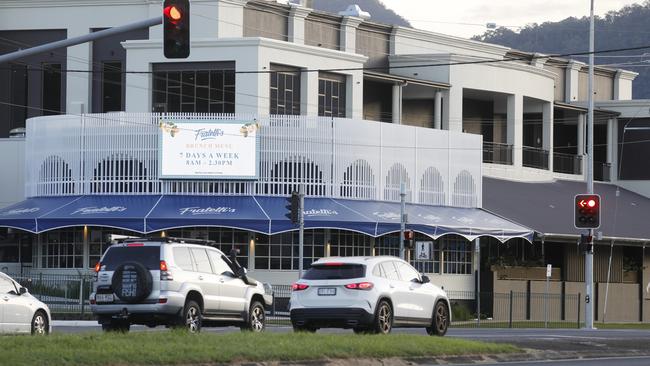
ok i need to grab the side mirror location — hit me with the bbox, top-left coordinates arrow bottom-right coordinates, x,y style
421,275 -> 430,284
19,287 -> 28,295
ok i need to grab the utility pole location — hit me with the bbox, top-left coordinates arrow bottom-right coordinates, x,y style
399,182 -> 406,260
585,0 -> 596,330
298,185 -> 305,279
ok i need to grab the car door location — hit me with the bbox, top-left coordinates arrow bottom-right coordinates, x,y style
189,248 -> 221,313
380,261 -> 410,320
0,277 -> 31,333
395,261 -> 434,320
208,251 -> 247,314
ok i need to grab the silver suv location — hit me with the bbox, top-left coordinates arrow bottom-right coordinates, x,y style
90,237 -> 272,333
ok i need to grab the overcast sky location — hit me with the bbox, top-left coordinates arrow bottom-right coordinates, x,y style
381,0 -> 642,39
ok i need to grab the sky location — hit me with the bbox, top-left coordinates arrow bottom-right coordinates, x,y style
381,0 -> 643,39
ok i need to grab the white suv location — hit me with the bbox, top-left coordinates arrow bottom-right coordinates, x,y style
289,256 -> 450,335
90,237 -> 272,333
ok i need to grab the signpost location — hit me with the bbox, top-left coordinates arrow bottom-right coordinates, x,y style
545,264 -> 552,328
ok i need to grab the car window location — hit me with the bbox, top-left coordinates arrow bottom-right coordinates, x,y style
191,248 -> 213,273
372,264 -> 384,278
0,276 -> 16,294
396,262 -> 420,282
380,261 -> 400,281
208,250 -> 234,276
303,264 -> 366,280
173,247 -> 194,271
101,246 -> 160,270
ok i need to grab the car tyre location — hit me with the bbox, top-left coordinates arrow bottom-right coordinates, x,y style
241,301 -> 266,332
179,300 -> 202,334
372,300 -> 393,334
101,320 -> 130,333
426,301 -> 449,336
31,310 -> 49,336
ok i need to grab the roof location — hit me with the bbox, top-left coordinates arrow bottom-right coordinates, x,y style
483,177 -> 650,243
363,71 -> 450,89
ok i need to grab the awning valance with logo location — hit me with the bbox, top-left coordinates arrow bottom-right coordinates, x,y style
0,195 -> 533,242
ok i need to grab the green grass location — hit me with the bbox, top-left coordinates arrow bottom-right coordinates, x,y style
0,331 -> 519,366
595,322 -> 650,330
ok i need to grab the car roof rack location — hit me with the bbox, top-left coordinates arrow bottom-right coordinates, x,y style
112,236 -> 216,246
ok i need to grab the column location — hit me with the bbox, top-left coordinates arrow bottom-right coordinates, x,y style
433,90 -> 442,129
607,118 -> 617,181
288,4 -> 311,45
301,69 -> 318,116
565,61 -> 584,103
216,0 -> 246,38
442,87 -> 463,132
339,16 -> 363,53
577,113 -> 586,175
347,71 -> 364,120
66,27 -> 91,115
236,56 -> 266,116
542,102 -> 554,171
614,70 -> 636,101
507,94 -> 523,167
392,83 -> 402,124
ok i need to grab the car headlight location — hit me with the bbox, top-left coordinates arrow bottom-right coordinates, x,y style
263,283 -> 273,295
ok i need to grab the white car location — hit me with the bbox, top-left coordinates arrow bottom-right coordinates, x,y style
289,256 -> 451,335
0,272 -> 51,335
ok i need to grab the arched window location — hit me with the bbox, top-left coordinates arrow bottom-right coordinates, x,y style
419,167 -> 445,205
340,159 -> 376,199
264,156 -> 326,196
384,163 -> 411,202
91,154 -> 152,193
451,170 -> 477,207
38,156 -> 74,194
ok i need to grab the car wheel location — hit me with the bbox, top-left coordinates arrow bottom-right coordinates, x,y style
31,311 -> 49,336
181,300 -> 202,334
241,301 -> 266,332
101,320 -> 130,333
373,300 -> 393,334
426,301 -> 449,336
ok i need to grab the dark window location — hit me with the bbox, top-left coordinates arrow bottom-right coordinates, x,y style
191,248 -> 213,273
318,72 -> 346,118
101,246 -> 161,270
302,263 -> 366,280
102,62 -> 122,112
10,64 -> 28,129
42,63 -> 61,115
173,247 -> 194,271
152,63 -> 235,113
270,65 -> 300,115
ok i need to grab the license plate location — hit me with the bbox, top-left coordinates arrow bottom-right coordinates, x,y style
96,293 -> 114,303
318,288 -> 336,296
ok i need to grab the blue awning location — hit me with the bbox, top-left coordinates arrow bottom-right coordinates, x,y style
0,195 -> 534,242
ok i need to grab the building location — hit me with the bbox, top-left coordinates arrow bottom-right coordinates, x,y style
1,0 -> 650,321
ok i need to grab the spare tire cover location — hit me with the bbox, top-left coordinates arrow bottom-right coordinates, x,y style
111,262 -> 153,303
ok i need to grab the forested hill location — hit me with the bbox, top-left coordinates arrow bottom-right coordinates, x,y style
311,0 -> 411,27
472,1 -> 650,99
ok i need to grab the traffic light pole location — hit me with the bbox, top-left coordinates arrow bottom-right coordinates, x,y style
585,0 -> 595,330
298,186 -> 305,279
399,182 -> 406,260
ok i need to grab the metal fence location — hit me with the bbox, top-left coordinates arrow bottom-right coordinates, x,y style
8,273 -> 584,328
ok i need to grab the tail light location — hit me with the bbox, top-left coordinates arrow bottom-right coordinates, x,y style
160,260 -> 173,281
93,262 -> 101,281
345,282 -> 374,290
291,283 -> 309,291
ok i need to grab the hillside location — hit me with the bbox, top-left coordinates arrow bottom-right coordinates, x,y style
311,0 -> 411,27
472,1 -> 650,99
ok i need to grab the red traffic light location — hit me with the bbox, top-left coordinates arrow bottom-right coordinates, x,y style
164,5 -> 183,23
574,194 -> 601,229
587,199 -> 596,208
404,230 -> 414,240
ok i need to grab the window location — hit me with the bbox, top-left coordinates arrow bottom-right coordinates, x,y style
102,62 -> 122,112
0,277 -> 16,294
381,261 -> 400,281
208,250 -> 233,276
443,237 -> 472,274
166,228 -> 248,265
101,246 -> 160,270
191,248 -> 212,273
152,63 -> 235,113
375,233 -> 400,257
302,264 -> 366,280
173,247 -> 194,271
0,244 -> 19,263
270,64 -> 300,115
42,63 -> 61,115
10,64 -> 28,132
411,240 -> 440,274
41,229 -> 83,269
396,262 -> 420,282
318,72 -> 346,117
89,228 -> 137,268
372,264 -> 383,277
254,230 -> 325,271
329,230 -> 371,257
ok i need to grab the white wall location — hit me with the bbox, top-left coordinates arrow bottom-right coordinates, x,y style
0,139 -> 25,209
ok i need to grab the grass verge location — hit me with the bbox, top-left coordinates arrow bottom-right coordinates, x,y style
0,331 -> 519,366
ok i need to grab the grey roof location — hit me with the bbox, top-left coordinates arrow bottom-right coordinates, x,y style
483,178 -> 650,242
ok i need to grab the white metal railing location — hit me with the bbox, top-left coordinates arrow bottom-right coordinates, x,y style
25,113 -> 483,207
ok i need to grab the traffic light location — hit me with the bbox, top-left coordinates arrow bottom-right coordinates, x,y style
574,194 -> 601,229
404,230 -> 414,249
285,191 -> 300,224
163,0 -> 190,59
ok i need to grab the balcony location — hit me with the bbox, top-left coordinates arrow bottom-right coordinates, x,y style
522,146 -> 549,170
595,162 -> 612,182
483,142 -> 513,165
553,152 -> 582,175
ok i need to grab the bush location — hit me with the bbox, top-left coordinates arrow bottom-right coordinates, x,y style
451,302 -> 472,321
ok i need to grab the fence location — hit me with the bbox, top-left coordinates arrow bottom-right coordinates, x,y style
8,273 -> 584,328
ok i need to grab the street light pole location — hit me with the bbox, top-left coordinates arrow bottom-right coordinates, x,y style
399,182 -> 406,260
585,0 -> 595,330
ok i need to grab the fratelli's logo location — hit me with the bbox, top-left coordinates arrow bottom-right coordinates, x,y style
72,207 -> 127,215
194,128 -> 225,141
1,207 -> 39,216
373,211 -> 400,220
178,207 -> 236,216
303,209 -> 338,217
